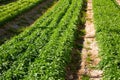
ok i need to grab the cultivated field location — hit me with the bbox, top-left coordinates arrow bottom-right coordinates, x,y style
0,0 -> 120,80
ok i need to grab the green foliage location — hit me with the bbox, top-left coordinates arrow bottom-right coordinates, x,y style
93,0 -> 120,79
0,0 -> 44,26
0,0 -> 83,79
82,75 -> 90,80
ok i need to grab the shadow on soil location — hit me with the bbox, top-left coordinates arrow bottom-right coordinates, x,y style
65,0 -> 87,80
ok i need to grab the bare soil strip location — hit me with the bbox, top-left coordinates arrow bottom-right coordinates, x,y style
0,0 -> 56,45
116,0 -> 120,5
79,0 -> 103,79
66,0 -> 102,80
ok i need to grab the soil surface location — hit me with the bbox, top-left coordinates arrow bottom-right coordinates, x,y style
116,0 -> 120,5
79,0 -> 102,79
66,0 -> 102,80
65,25 -> 85,80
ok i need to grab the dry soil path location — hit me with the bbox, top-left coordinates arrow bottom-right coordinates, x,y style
116,0 -> 120,5
66,0 -> 102,80
79,0 -> 102,79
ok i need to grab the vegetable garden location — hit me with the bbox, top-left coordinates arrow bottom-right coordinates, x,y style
0,0 -> 120,80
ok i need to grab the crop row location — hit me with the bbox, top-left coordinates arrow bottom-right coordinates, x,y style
0,0 -> 45,26
93,0 -> 120,79
0,0 -> 83,79
0,0 -> 67,76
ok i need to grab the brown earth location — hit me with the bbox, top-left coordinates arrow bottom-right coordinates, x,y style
116,0 -> 120,5
66,0 -> 102,80
79,0 -> 102,79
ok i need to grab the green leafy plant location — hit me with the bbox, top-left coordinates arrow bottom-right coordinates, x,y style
93,0 -> 120,79
0,0 -> 83,79
0,0 -> 45,26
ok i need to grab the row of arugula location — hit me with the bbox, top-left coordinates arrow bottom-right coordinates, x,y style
0,0 -> 45,26
0,0 -> 83,79
93,0 -> 120,79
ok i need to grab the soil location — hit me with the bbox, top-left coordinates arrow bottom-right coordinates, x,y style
66,0 -> 102,80
116,0 -> 120,5
79,0 -> 102,79
65,25 -> 85,80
